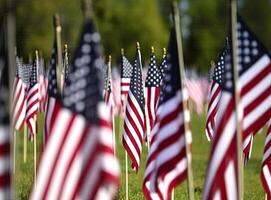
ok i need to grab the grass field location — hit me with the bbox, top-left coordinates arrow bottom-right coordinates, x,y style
14,112 -> 266,199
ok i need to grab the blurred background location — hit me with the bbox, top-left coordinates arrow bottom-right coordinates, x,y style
0,0 -> 271,72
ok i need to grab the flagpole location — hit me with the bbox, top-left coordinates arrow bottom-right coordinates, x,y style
125,151 -> 128,200
172,2 -> 195,200
13,47 -> 17,174
53,14 -> 63,96
230,0 -> 243,199
119,48 -> 125,144
23,124 -> 27,163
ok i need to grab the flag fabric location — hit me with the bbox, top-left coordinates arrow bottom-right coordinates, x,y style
203,16 -> 271,199
122,47 -> 145,172
236,17 -> 271,160
120,54 -> 133,108
261,120 -> 271,197
31,18 -> 120,200
205,48 -> 226,141
44,43 -> 58,144
203,39 -> 239,200
103,61 -> 114,109
12,57 -> 26,131
26,58 -> 39,136
143,28 -> 192,200
0,25 -> 11,199
145,51 -> 161,134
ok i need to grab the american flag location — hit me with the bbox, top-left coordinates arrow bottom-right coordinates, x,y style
143,28 -> 192,200
203,16 -> 271,199
205,48 -> 226,141
0,26 -> 11,199
120,52 -> 133,108
44,43 -> 58,144
203,39 -> 239,200
237,17 -> 271,161
26,58 -> 39,135
145,51 -> 161,134
12,57 -> 26,131
31,19 -> 120,199
122,46 -> 145,172
103,59 -> 114,108
261,120 -> 271,197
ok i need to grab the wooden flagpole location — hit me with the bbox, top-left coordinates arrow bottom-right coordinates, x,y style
230,0 -> 243,199
23,124 -> 27,163
53,14 -> 63,96
172,2 -> 195,200
125,151 -> 129,200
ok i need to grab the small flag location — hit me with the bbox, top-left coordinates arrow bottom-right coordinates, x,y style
122,45 -> 145,172
12,57 -> 26,131
26,57 -> 39,136
145,50 -> 161,134
205,47 -> 226,141
143,28 -> 192,200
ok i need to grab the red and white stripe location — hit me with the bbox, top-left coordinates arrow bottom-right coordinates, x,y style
120,77 -> 130,108
31,101 -> 120,199
205,81 -> 222,141
0,125 -> 11,199
261,120 -> 271,197
26,83 -> 39,135
203,93 -> 239,200
44,96 -> 56,144
241,55 -> 271,159
38,74 -> 48,112
143,90 -> 191,200
122,90 -> 145,172
145,86 -> 160,132
12,77 -> 26,131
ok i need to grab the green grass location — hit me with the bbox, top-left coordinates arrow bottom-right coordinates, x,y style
14,112 -> 266,199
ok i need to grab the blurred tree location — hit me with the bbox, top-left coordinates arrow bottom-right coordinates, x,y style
13,0 -> 168,65
183,0 -> 228,72
240,0 -> 271,52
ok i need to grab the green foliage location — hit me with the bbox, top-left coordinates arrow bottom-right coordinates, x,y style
1,0 -> 271,70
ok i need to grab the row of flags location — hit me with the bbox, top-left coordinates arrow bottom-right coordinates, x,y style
0,3 -> 271,200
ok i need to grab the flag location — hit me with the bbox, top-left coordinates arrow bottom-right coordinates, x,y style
44,42 -> 58,144
237,17 -> 271,160
122,46 -> 145,172
31,18 -> 120,200
205,48 -> 226,141
203,37 -> 240,200
120,53 -> 133,108
203,16 -> 271,199
26,58 -> 39,135
143,28 -> 192,200
0,24 -> 11,199
145,51 -> 161,134
261,120 -> 271,197
103,60 -> 114,109
12,57 -> 26,130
